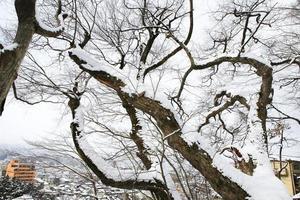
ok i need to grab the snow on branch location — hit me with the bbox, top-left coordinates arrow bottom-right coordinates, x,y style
72,103 -> 152,181
34,2 -> 67,37
69,47 -> 254,199
78,135 -> 161,181
69,97 -> 169,190
271,55 -> 300,67
0,43 -> 18,55
69,46 -> 185,126
69,47 -> 127,80
69,51 -> 152,170
68,44 -> 294,199
213,96 -> 291,200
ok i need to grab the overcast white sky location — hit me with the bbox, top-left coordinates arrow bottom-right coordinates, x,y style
0,0 -> 71,145
0,0 -> 215,146
0,99 -> 69,145
0,0 -> 297,149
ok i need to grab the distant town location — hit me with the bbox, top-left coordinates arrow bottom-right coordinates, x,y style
0,145 -> 300,200
0,147 -> 143,200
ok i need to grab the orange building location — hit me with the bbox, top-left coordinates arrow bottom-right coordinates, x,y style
5,159 -> 36,183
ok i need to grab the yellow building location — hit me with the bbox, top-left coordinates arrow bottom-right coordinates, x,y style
5,159 -> 36,183
271,160 -> 300,195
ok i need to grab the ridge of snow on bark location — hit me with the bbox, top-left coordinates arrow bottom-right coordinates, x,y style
0,43 -> 18,54
73,105 -> 84,132
35,8 -> 65,33
69,46 -> 184,126
70,47 -> 292,200
70,46 -> 128,81
213,95 -> 291,200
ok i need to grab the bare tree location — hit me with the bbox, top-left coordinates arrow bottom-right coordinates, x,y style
2,0 -> 299,200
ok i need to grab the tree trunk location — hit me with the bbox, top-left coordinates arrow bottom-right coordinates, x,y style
0,0 -> 36,115
0,0 -> 64,115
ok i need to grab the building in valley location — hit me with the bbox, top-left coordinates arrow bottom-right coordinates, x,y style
5,159 -> 36,182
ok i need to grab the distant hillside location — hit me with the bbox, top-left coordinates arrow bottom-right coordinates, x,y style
0,152 -> 7,160
0,144 -> 28,161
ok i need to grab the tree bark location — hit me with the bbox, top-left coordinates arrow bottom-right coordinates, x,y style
0,0 -> 64,115
0,0 -> 36,115
69,51 -> 250,200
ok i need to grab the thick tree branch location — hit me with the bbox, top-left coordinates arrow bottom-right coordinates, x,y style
0,0 -> 36,115
193,56 -> 273,147
67,94 -> 171,200
118,92 -> 153,170
69,50 -> 250,200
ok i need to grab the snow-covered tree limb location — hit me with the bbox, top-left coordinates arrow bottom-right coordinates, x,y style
69,47 -> 251,200
67,90 -> 172,200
